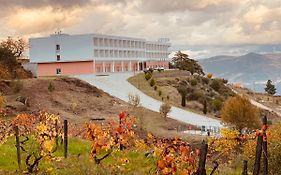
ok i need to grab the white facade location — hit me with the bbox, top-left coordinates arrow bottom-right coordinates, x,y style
29,33 -> 171,63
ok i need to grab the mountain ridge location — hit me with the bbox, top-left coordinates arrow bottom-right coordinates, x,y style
199,52 -> 281,93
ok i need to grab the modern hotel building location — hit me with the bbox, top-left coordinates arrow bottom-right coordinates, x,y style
28,33 -> 171,76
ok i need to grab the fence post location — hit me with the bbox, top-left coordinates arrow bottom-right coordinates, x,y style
14,126 -> 21,172
253,134 -> 263,175
64,120 -> 68,158
262,116 -> 268,175
242,160 -> 248,175
197,140 -> 208,175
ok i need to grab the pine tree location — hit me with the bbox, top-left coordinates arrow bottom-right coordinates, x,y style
172,51 -> 204,75
264,80 -> 276,95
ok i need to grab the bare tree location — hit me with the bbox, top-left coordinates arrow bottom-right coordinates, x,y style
0,37 -> 28,58
128,93 -> 140,108
160,102 -> 171,120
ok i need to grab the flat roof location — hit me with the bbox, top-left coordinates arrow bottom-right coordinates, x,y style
30,33 -> 146,41
29,33 -> 171,44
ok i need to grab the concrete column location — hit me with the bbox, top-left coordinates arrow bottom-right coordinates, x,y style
112,61 -> 115,72
102,61 -> 105,73
121,61 -> 124,72
137,61 -> 140,71
93,60 -> 96,73
129,60 -> 132,71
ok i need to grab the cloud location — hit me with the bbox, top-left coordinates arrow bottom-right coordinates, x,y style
6,7 -> 80,35
137,0 -> 244,13
0,0 -> 281,58
0,0 -> 93,36
0,0 -> 91,9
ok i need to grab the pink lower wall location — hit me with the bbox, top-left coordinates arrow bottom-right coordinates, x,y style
37,60 -> 170,76
38,61 -> 94,76
146,61 -> 169,69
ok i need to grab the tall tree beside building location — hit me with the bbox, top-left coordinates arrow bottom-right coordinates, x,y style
172,51 -> 204,75
264,80 -> 276,95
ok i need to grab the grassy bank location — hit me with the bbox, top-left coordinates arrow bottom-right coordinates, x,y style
0,136 -> 156,174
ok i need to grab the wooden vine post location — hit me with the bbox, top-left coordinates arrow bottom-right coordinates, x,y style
64,120 -> 68,158
14,126 -> 22,172
262,116 -> 268,175
242,160 -> 248,175
253,116 -> 268,175
196,140 -> 208,175
118,112 -> 125,150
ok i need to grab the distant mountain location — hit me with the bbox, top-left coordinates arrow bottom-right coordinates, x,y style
199,52 -> 281,93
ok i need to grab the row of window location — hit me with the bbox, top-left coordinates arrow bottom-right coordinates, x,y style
93,38 -> 145,49
93,38 -> 169,51
55,44 -> 169,61
93,50 -> 169,58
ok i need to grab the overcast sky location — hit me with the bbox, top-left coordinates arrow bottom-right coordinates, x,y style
0,0 -> 280,58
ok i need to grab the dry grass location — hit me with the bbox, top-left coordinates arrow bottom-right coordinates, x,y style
130,106 -> 205,146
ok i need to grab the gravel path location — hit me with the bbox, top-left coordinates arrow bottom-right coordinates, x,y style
76,73 -> 222,128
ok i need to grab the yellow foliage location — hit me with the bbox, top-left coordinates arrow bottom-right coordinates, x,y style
221,95 -> 261,130
207,73 -> 213,79
209,128 -> 241,157
42,139 -> 55,153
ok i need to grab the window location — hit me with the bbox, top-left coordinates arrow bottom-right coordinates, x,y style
56,45 -> 60,51
56,68 -> 61,75
57,54 -> 60,61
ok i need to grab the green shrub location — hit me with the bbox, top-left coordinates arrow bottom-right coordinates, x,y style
150,78 -> 155,87
154,86 -> 158,91
210,79 -> 221,92
202,77 -> 209,85
187,90 -> 204,101
158,90 -> 162,96
222,79 -> 228,84
145,72 -> 152,81
12,80 -> 23,93
189,79 -> 197,86
212,99 -> 223,111
48,82 -> 55,92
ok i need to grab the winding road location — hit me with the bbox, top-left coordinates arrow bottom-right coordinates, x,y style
76,73 -> 222,129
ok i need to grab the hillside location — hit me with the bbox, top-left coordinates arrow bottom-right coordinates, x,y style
0,77 -> 202,141
199,53 -> 281,93
128,70 -> 235,118
0,64 -> 33,79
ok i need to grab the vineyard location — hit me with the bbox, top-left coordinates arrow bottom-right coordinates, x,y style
1,108 -> 280,174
